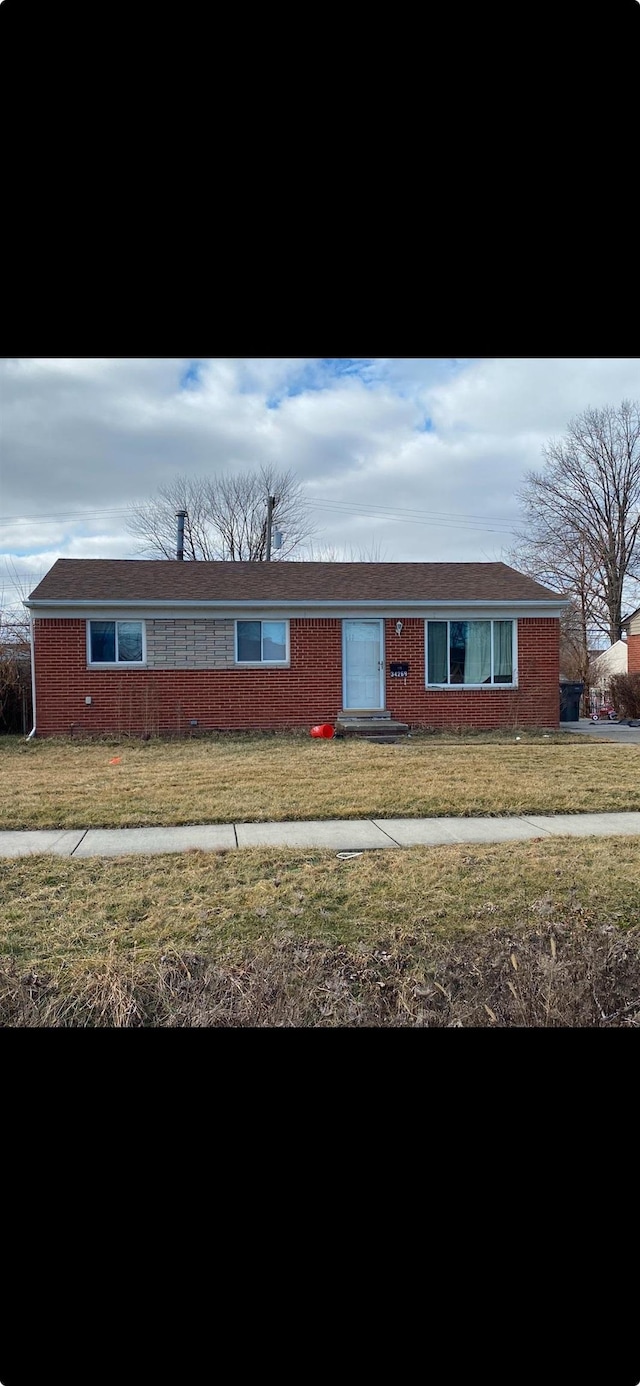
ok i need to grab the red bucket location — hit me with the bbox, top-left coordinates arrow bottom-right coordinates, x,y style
310,723 -> 335,739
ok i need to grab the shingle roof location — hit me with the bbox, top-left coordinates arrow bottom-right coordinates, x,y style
28,559 -> 564,603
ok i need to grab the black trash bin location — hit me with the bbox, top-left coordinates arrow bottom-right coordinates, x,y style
559,681 -> 584,722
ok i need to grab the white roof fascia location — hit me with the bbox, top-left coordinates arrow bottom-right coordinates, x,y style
24,597 -> 569,620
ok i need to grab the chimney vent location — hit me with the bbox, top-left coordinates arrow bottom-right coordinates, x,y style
176,510 -> 187,561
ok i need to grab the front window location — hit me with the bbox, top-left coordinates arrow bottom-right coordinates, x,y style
236,620 -> 288,663
426,620 -> 515,686
88,620 -> 144,664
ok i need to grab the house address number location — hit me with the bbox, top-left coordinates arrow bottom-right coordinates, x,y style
390,662 -> 409,678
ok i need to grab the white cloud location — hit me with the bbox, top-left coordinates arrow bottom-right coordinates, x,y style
1,358 -> 638,571
428,358 -> 640,435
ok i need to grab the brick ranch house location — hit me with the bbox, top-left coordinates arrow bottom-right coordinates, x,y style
25,559 -> 569,737
622,604 -> 640,673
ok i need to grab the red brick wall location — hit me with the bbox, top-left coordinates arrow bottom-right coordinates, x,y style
34,618 -> 342,736
384,617 -> 559,728
628,634 -> 640,674
33,615 -> 560,735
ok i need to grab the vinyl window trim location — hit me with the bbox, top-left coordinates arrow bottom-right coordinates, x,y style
425,618 -> 518,688
234,619 -> 290,666
86,618 -> 147,667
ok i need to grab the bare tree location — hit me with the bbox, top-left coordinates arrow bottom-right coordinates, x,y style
127,476 -> 216,561
343,540 -> 389,562
127,466 -> 315,561
559,601 -> 593,685
1,559 -> 36,647
511,400 -> 640,647
1,561 -> 35,732
505,530 -> 600,682
295,540 -> 390,562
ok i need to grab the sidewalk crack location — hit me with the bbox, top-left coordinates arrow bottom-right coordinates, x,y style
69,829 -> 89,857
518,817 -> 554,834
371,821 -> 401,847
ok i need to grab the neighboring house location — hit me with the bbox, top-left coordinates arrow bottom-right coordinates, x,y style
589,640 -> 628,706
24,560 -> 567,737
621,605 -> 640,673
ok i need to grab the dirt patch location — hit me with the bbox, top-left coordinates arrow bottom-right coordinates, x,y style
2,921 -> 638,1027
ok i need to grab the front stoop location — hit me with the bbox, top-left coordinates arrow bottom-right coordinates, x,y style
336,711 -> 410,743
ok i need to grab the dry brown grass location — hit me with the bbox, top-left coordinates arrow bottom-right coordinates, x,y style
2,836 -> 639,1025
1,833 -> 638,963
1,920 -> 638,1028
1,729 -> 639,829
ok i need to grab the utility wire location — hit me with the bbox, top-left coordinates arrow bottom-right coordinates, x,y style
1,498 -> 519,531
305,497 -> 518,527
310,502 -> 516,536
1,508 -> 133,524
2,506 -> 517,539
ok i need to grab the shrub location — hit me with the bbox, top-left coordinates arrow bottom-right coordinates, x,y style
0,648 -> 31,734
609,672 -> 640,720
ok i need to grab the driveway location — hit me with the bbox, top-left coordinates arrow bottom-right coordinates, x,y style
559,718 -> 640,744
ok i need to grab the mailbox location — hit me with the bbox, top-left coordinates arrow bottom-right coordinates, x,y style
390,662 -> 409,678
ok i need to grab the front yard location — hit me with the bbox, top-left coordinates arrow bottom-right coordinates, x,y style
3,734 -> 639,1025
1,730 -> 640,829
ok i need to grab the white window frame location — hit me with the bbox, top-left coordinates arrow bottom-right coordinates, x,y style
235,618 -> 290,666
87,619 -> 147,667
425,619 -> 518,688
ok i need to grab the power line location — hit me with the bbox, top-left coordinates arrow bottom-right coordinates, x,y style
0,512 -> 515,536
1,498 -> 520,532
309,501 -> 516,536
305,497 -> 518,528
1,508 -> 133,525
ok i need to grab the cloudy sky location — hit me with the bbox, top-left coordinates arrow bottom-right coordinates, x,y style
1,358 -> 639,613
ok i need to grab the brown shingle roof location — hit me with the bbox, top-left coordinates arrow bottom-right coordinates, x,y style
28,559 -> 564,603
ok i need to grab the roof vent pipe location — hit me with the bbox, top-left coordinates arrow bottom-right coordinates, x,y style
176,510 -> 187,561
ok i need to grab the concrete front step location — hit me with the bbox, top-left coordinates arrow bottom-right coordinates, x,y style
365,736 -> 407,744
336,717 -> 409,738
337,710 -> 391,720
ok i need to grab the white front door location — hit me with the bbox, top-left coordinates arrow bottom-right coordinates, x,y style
343,620 -> 385,710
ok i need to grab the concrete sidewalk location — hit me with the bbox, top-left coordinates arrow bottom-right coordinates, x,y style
1,812 -> 640,858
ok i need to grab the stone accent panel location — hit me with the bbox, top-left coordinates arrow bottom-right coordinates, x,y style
146,618 -> 235,669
